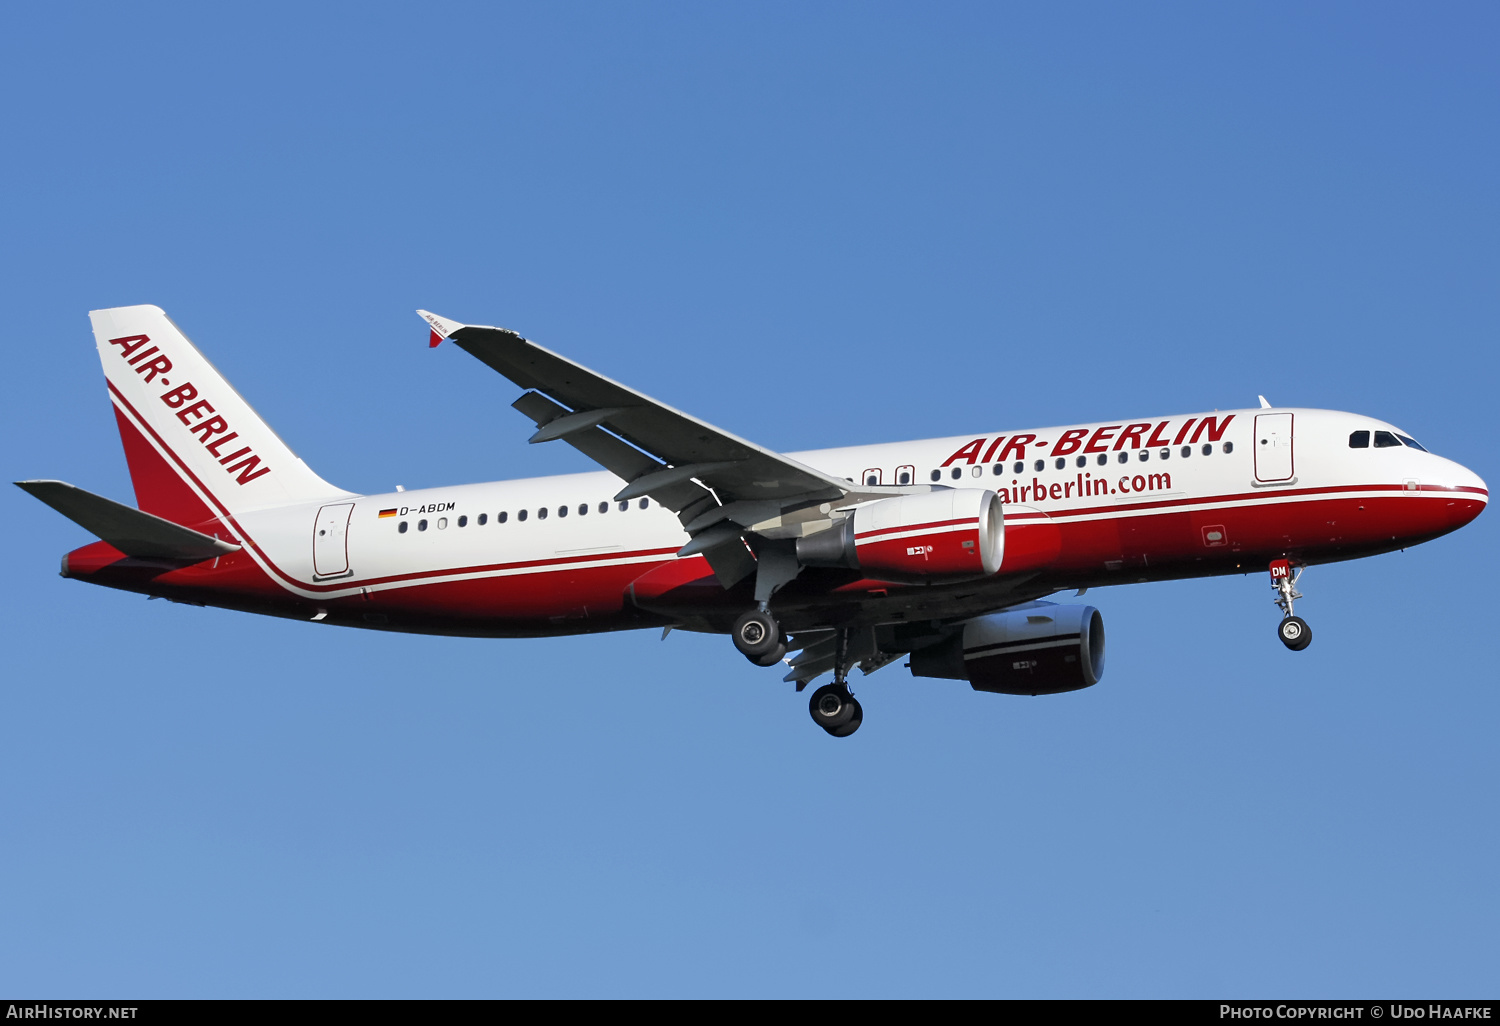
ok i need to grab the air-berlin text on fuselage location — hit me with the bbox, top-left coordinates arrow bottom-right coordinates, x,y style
937,416 -> 1233,505
989,471 -> 1177,505
940,416 -> 1236,466
107,334 -> 271,485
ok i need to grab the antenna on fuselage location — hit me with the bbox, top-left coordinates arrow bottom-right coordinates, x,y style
1258,395 -> 1273,409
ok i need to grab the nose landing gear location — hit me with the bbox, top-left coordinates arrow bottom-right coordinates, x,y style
1270,559 -> 1312,651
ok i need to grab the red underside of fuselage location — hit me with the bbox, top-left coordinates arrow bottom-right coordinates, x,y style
60,487 -> 1487,638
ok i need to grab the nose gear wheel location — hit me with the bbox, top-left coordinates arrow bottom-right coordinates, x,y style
1278,615 -> 1312,651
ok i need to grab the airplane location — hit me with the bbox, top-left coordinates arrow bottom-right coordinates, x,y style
17,305 -> 1488,737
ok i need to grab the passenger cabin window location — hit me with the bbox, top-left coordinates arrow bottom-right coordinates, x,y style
418,519 -> 428,531
930,469 -> 941,482
639,498 -> 650,509
951,467 -> 962,480
1033,460 -> 1044,473
538,507 -> 548,519
457,515 -> 467,527
398,521 -> 408,534
863,468 -> 881,486
618,501 -> 629,511
478,513 -> 488,525
1223,442 -> 1234,454
1349,431 -> 1370,448
1076,456 -> 1087,468
1096,454 -> 1107,466
1398,434 -> 1428,452
598,502 -> 608,514
1181,446 -> 1192,458
516,510 -> 526,522
1013,461 -> 1024,474
1201,444 -> 1212,456
1159,448 -> 1170,459
1139,450 -> 1150,461
897,465 -> 913,485
578,503 -> 588,516
1374,431 -> 1402,448
1117,452 -> 1128,464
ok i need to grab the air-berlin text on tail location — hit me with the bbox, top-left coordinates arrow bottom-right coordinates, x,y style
940,415 -> 1236,466
107,334 -> 271,485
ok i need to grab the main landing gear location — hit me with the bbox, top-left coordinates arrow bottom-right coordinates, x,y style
808,628 -> 863,738
809,683 -> 862,737
732,608 -> 786,666
1270,559 -> 1312,651
732,610 -> 864,737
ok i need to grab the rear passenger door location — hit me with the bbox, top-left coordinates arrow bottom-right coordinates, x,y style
313,503 -> 355,579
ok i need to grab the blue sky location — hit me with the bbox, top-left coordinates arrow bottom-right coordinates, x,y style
2,2 -> 1496,997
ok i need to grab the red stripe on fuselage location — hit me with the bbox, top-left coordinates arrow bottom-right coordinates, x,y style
1044,481 -> 1487,522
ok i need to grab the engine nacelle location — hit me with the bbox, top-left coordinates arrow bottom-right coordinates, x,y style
908,604 -> 1105,695
796,489 -> 1002,582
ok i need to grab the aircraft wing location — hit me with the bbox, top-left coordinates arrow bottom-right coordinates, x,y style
420,310 -> 849,509
420,311 -> 934,587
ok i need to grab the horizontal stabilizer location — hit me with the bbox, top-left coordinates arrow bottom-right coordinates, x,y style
15,480 -> 241,562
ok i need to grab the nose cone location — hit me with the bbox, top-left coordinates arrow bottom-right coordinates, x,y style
1440,459 -> 1487,531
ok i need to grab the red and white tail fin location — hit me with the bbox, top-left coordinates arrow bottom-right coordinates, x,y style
91,305 -> 351,528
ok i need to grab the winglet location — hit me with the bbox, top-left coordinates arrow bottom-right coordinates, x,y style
1258,395 -> 1273,409
417,310 -> 465,348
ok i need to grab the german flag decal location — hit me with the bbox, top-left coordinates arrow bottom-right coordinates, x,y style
379,508 -> 398,519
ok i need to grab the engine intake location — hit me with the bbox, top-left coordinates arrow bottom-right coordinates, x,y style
797,489 -> 1002,583
909,604 -> 1105,695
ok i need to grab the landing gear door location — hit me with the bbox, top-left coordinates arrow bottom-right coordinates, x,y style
1254,413 -> 1294,482
313,503 -> 355,579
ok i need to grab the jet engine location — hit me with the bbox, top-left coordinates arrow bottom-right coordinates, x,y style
796,489 -> 1002,583
908,604 -> 1105,695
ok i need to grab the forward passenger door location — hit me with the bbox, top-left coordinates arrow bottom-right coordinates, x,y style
1254,414 -> 1294,482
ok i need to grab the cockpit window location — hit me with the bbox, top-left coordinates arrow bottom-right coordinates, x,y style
1348,430 -> 1370,448
1397,434 -> 1428,452
1373,430 -> 1402,448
